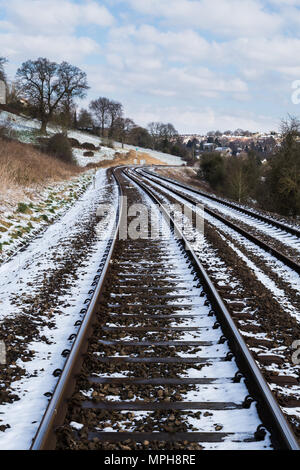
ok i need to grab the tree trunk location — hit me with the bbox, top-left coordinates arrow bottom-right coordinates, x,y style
40,118 -> 48,134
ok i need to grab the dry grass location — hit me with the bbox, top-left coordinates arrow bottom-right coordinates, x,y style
88,149 -> 168,170
0,138 -> 82,194
157,167 -> 198,181
0,138 -> 167,205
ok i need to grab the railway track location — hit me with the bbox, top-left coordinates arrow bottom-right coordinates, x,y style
30,167 -> 299,451
134,168 -> 300,274
141,167 -> 300,238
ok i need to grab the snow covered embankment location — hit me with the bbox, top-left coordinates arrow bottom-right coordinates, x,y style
0,168 -> 118,450
0,110 -> 185,167
0,171 -> 93,264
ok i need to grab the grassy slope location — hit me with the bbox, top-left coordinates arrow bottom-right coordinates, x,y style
0,137 -> 93,261
0,138 -> 82,194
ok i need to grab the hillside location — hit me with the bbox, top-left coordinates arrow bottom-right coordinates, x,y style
0,137 -> 93,262
0,109 -> 184,262
0,109 -> 184,167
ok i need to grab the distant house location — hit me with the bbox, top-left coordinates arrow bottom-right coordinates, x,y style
203,142 -> 216,152
215,146 -> 232,157
0,80 -> 6,104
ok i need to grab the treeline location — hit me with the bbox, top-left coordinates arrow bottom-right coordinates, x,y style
0,56 -> 190,160
199,117 -> 300,217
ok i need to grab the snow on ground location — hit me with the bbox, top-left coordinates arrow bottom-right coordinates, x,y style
108,174 -> 272,450
0,110 -> 118,167
0,172 -> 93,263
72,146 -> 115,167
0,169 -> 118,449
0,110 -> 184,167
67,129 -> 117,167
116,142 -> 184,165
139,173 -> 300,308
146,170 -> 300,254
153,167 -> 300,232
134,173 -> 300,421
0,110 -> 41,139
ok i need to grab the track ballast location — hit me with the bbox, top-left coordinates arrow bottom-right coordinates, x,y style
30,167 -> 299,451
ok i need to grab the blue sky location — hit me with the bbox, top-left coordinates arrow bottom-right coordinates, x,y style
1,0 -> 300,133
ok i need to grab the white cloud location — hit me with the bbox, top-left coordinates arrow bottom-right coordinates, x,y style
106,21 -> 300,86
0,0 -> 110,63
82,1 -> 115,26
269,0 -> 300,5
0,33 -> 99,62
123,0 -> 282,37
103,24 -> 248,102
126,104 -> 277,133
227,36 -> 300,77
1,0 -> 115,35
0,0 -> 298,133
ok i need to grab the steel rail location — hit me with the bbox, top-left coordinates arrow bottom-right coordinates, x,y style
124,168 -> 299,451
134,168 -> 300,275
140,167 -> 300,238
30,169 -> 123,450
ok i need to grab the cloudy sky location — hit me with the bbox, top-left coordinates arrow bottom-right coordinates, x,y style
1,0 -> 300,133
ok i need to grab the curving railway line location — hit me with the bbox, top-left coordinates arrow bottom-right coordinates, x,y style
30,167 -> 299,451
135,168 -> 300,274
141,167 -> 300,239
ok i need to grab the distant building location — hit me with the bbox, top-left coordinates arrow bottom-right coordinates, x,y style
215,147 -> 232,157
203,142 -> 216,152
0,80 -> 6,104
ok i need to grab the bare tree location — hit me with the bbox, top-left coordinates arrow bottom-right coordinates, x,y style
280,114 -> 300,138
53,99 -> 78,134
77,109 -> 94,129
160,122 -> 178,140
147,121 -> 163,149
113,117 -> 135,145
147,121 -> 178,151
58,62 -> 88,130
127,126 -> 152,148
89,97 -> 111,137
108,100 -> 123,137
267,115 -> 300,216
226,157 -> 249,203
16,57 -> 89,133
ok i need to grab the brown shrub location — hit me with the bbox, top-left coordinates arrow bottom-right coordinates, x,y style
81,142 -> 96,150
83,151 -> 94,157
85,163 -> 99,169
46,134 -> 75,164
0,138 -> 82,193
68,137 -> 81,148
36,136 -> 50,152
